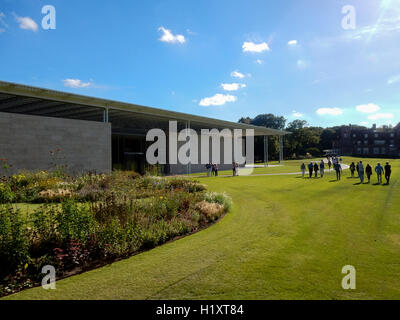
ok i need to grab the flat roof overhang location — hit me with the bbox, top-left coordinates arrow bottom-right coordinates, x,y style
0,80 -> 289,136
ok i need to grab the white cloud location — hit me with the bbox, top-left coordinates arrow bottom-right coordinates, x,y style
158,26 -> 185,44
62,79 -> 92,88
242,41 -> 270,53
297,60 -> 308,69
231,70 -> 245,79
0,28 -> 5,33
387,75 -> 400,85
356,103 -> 381,113
292,110 -> 303,117
368,113 -> 394,120
316,107 -> 343,116
0,12 -> 8,29
360,121 -> 370,126
221,83 -> 246,91
288,40 -> 298,46
13,13 -> 38,32
255,59 -> 264,64
199,94 -> 237,106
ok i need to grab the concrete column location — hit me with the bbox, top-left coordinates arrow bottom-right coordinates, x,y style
279,135 -> 283,164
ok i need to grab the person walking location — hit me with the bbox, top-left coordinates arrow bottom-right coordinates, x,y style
335,162 -> 342,181
375,163 -> 384,184
214,164 -> 219,177
211,164 -> 216,176
356,162 -> 360,178
365,164 -> 372,183
358,161 -> 365,183
301,163 -> 306,178
206,163 -> 211,177
313,162 -> 319,178
328,159 -> 332,170
384,162 -> 392,185
232,162 -> 236,177
320,160 -> 325,178
308,162 -> 313,178
350,162 -> 356,178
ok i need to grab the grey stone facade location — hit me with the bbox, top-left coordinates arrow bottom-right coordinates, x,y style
0,112 -> 111,175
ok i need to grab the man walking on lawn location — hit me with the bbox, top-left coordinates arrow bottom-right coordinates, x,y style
320,160 -> 325,178
375,163 -> 384,184
366,164 -> 373,183
308,162 -> 313,178
335,162 -> 342,181
384,162 -> 392,185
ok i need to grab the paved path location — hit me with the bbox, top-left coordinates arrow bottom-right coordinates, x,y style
191,162 -> 350,178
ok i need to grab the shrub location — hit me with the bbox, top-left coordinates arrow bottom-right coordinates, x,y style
204,192 -> 232,212
195,201 -> 224,221
0,183 -> 16,203
0,170 -> 233,297
0,206 -> 30,279
56,201 -> 96,245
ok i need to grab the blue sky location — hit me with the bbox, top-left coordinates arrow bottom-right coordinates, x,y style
0,0 -> 400,128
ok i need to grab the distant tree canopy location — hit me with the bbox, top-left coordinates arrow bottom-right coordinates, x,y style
239,113 -> 286,130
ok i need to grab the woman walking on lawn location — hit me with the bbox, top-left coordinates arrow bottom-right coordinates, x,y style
366,164 -> 372,183
375,163 -> 384,184
358,161 -> 365,183
301,163 -> 306,178
350,162 -> 356,178
313,162 -> 319,178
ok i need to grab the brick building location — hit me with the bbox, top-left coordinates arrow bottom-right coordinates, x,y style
333,123 -> 400,158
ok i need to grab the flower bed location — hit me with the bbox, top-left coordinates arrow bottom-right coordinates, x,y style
0,171 -> 231,296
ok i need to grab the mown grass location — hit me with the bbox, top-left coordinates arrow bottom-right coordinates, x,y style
3,157 -> 400,300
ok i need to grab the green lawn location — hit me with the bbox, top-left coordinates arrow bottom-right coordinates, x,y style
3,157 -> 400,300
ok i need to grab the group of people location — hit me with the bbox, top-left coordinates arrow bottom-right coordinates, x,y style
349,161 -> 392,184
301,160 -> 328,179
205,163 -> 219,177
301,158 -> 393,184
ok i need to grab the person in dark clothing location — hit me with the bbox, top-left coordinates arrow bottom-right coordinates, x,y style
214,164 -> 218,176
211,164 -> 216,176
365,164 -> 372,183
313,162 -> 319,178
328,159 -> 332,170
308,162 -> 313,178
335,163 -> 342,181
356,162 -> 360,177
384,162 -> 392,184
350,162 -> 356,178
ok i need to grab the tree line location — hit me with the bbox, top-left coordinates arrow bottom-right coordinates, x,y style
238,113 -> 397,161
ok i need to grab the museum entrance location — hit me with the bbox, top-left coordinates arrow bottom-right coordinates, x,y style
112,134 -> 147,173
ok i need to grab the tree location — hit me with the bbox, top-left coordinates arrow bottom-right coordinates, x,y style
320,128 -> 337,151
250,114 -> 286,130
238,114 -> 287,161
